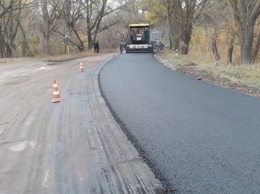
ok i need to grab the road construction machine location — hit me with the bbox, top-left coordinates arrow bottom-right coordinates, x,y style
125,23 -> 160,53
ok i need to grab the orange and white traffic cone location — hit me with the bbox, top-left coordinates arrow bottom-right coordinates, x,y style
79,62 -> 84,72
51,80 -> 61,103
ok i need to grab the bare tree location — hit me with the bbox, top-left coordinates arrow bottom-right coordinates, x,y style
61,0 -> 85,52
82,0 -> 105,50
200,1 -> 230,64
0,0 -> 31,57
0,0 -> 18,57
82,0 -> 125,50
164,0 -> 176,50
163,0 -> 208,54
37,0 -> 62,55
227,0 -> 260,64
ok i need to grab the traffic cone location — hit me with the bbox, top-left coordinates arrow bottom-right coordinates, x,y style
79,62 -> 84,72
113,52 -> 115,57
51,80 -> 61,103
97,57 -> 100,61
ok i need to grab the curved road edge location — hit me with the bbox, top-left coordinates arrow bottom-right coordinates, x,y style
98,54 -> 173,193
76,54 -> 168,194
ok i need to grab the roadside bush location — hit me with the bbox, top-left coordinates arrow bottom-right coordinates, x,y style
27,36 -> 41,57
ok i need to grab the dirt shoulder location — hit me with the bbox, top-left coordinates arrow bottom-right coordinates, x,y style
0,53 -> 167,194
155,51 -> 260,98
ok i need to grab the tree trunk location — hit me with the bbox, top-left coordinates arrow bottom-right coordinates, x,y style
4,5 -> 16,58
42,0 -> 50,55
17,20 -> 27,57
227,34 -> 235,64
241,20 -> 254,64
174,35 -> 180,51
164,0 -> 174,50
44,34 -> 49,55
169,33 -> 174,50
212,28 -> 220,62
87,27 -> 92,50
74,29 -> 85,52
180,23 -> 192,55
253,30 -> 260,63
0,24 -> 4,58
168,34 -> 173,50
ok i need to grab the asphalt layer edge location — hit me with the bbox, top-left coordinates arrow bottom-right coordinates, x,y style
98,55 -> 176,194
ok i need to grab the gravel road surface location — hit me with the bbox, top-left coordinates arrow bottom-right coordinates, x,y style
0,54 -> 166,194
99,53 -> 260,194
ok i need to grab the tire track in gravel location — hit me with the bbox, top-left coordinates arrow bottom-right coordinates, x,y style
0,54 -> 167,194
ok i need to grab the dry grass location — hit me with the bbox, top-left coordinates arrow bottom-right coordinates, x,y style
157,49 -> 260,96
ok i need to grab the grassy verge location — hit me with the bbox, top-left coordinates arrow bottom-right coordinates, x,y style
156,49 -> 260,97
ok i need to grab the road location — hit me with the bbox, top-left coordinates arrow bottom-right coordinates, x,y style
99,53 -> 260,194
0,55 -> 166,194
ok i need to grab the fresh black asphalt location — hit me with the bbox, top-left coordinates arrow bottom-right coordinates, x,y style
99,53 -> 260,194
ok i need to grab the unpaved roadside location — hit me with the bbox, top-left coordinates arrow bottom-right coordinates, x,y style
0,54 -> 167,193
154,53 -> 260,98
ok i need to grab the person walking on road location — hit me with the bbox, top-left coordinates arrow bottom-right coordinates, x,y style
96,41 -> 100,53
93,42 -> 97,53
